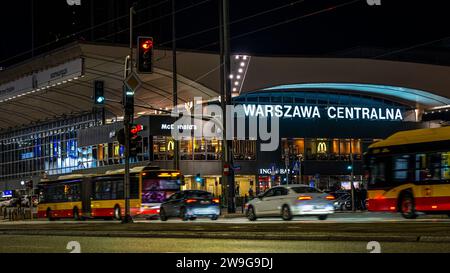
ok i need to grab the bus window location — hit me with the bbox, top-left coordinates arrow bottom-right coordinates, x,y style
141,172 -> 181,204
393,155 -> 410,182
416,153 -> 443,182
442,152 -> 450,180
130,176 -> 139,199
369,157 -> 387,188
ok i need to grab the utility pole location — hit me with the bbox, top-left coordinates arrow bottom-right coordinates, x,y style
31,0 -> 34,57
172,0 -> 180,171
122,4 -> 136,224
350,141 -> 355,212
220,0 -> 235,213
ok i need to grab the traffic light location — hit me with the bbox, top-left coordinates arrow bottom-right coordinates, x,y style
195,173 -> 205,185
347,165 -> 353,171
93,80 -> 105,105
123,85 -> 134,115
137,36 -> 154,73
117,125 -> 144,156
130,124 -> 144,156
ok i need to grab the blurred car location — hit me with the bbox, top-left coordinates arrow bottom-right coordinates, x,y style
0,198 -> 15,207
159,190 -> 220,221
333,194 -> 351,211
245,185 -> 335,221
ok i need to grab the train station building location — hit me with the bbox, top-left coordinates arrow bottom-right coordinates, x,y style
1,41 -> 450,196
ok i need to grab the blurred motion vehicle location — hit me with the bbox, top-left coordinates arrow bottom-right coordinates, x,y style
333,194 -> 352,211
159,190 -> 220,221
37,166 -> 184,220
0,198 -> 15,207
366,126 -> 450,219
245,185 -> 335,221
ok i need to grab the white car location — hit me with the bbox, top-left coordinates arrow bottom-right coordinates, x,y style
0,198 -> 14,207
245,185 -> 335,221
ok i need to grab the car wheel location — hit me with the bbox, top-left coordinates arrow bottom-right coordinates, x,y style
318,215 -> 328,220
114,205 -> 122,221
189,217 -> 197,221
180,207 -> 189,221
247,206 -> 257,221
159,208 -> 168,221
47,208 -> 54,221
211,215 -> 219,220
73,207 -> 81,221
281,205 -> 292,221
400,192 -> 417,219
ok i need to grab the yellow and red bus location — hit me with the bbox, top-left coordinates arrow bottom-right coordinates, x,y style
365,126 -> 450,218
37,166 -> 184,220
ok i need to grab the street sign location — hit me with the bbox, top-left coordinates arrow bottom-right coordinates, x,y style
124,72 -> 142,93
223,163 -> 230,176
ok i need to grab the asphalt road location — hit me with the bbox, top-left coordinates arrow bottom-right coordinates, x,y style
2,212 -> 450,253
3,235 -> 450,253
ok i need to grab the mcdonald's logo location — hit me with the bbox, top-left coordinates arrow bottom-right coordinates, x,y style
167,140 -> 175,151
317,142 -> 327,153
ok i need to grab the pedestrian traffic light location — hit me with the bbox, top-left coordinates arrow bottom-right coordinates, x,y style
195,173 -> 204,185
93,80 -> 105,105
137,36 -> 154,74
130,124 -> 143,156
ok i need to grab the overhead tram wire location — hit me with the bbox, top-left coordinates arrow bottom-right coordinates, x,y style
36,0 -> 305,108
0,0 -> 172,66
2,0 -> 361,123
373,35 -> 450,59
156,0 -> 306,48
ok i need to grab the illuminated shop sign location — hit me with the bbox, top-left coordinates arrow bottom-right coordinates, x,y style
21,152 -> 34,160
259,168 -> 290,175
2,190 -> 13,198
161,123 -> 198,130
242,105 -> 404,121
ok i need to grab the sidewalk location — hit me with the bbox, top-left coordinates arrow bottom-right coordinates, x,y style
221,207 -> 245,218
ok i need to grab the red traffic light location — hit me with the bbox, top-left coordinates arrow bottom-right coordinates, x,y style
141,39 -> 153,50
130,124 -> 144,134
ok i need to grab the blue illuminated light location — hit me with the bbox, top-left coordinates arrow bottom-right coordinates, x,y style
262,83 -> 450,107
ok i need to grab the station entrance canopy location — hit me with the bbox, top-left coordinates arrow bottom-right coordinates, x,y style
0,42 -> 219,130
1,41 -> 450,130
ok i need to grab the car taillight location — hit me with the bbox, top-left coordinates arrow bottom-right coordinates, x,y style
297,196 -> 312,201
325,195 -> 335,200
186,199 -> 197,203
212,198 -> 220,204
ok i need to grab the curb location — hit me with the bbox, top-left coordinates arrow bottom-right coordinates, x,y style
0,230 -> 432,242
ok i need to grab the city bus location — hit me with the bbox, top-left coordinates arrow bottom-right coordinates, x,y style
37,166 -> 184,220
365,126 -> 450,218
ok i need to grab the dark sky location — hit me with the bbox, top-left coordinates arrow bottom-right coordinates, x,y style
1,0 -> 449,67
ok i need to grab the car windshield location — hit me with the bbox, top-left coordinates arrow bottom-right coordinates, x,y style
290,187 -> 322,194
185,191 -> 212,199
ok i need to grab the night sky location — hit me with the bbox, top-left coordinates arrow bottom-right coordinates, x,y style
0,0 -> 449,67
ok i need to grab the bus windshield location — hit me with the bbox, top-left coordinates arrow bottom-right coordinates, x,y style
141,172 -> 182,203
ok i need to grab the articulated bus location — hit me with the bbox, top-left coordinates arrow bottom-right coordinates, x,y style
365,126 -> 450,218
37,166 -> 184,220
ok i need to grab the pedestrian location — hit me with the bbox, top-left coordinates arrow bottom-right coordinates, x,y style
248,187 -> 254,198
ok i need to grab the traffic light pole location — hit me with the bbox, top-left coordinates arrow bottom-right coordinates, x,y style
350,143 -> 355,212
172,0 -> 180,171
220,0 -> 235,213
122,5 -> 135,224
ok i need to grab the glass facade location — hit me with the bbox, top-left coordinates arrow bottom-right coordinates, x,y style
0,114 -> 100,180
152,136 -> 256,161
282,138 -> 374,161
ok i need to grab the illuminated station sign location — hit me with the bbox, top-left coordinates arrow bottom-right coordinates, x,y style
242,104 -> 404,121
